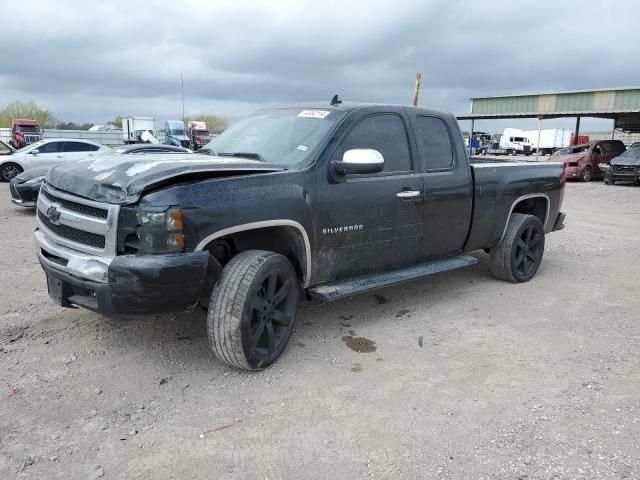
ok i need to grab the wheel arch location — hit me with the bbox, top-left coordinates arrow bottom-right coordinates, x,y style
498,194 -> 549,244
195,220 -> 311,287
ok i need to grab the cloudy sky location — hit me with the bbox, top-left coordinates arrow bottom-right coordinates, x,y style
1,0 -> 638,132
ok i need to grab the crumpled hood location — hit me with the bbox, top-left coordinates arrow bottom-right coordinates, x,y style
611,152 -> 640,166
45,153 -> 285,204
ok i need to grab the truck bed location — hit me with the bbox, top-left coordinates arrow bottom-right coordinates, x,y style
464,161 -> 565,251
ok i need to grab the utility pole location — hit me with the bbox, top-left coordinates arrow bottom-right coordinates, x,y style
181,74 -> 185,125
412,73 -> 422,107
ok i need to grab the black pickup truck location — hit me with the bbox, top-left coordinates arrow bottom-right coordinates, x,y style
34,101 -> 566,370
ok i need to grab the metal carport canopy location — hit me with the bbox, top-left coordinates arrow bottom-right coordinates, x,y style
456,87 -> 640,133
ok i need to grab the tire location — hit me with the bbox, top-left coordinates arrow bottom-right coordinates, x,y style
580,166 -> 593,182
489,213 -> 545,283
604,177 -> 614,185
0,162 -> 23,182
481,148 -> 487,155
207,250 -> 299,370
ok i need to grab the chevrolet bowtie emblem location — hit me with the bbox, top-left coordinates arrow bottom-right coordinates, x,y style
46,205 -> 62,225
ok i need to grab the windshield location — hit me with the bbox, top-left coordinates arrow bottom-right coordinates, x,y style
17,125 -> 39,133
201,108 -> 344,165
552,147 -> 572,156
195,130 -> 209,136
171,129 -> 186,136
14,140 -> 44,153
513,137 -> 527,142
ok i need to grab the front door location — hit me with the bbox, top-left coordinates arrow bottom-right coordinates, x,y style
26,141 -> 65,169
315,110 -> 424,284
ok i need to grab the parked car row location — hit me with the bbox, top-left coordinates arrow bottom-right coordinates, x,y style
545,140 -> 627,182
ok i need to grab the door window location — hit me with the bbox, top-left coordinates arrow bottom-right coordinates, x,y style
337,114 -> 412,172
38,141 -> 63,154
64,141 -> 99,152
416,116 -> 454,170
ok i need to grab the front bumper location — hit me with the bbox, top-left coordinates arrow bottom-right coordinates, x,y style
10,178 -> 40,207
604,169 -> 640,182
35,229 -> 211,316
564,166 -> 580,179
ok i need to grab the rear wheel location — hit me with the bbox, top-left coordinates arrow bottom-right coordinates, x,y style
0,162 -> 23,182
489,213 -> 545,283
580,166 -> 593,182
207,250 -> 299,370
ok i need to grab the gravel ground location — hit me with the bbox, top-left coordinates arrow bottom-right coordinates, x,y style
1,181 -> 639,479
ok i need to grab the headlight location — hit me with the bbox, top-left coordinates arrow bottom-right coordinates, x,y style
599,163 -> 610,170
24,175 -> 45,185
136,207 -> 185,253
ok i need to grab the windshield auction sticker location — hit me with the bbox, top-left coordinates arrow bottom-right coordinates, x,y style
298,110 -> 330,119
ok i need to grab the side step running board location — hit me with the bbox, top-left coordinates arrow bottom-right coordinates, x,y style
309,255 -> 479,302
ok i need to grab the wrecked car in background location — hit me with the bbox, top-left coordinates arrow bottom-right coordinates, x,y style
547,140 -> 626,181
10,143 -> 192,207
34,101 -> 566,370
601,147 -> 640,185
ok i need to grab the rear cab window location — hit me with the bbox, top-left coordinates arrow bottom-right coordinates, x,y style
415,116 -> 454,171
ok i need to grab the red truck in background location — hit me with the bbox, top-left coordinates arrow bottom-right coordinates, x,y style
11,119 -> 42,149
570,133 -> 589,146
187,121 -> 211,150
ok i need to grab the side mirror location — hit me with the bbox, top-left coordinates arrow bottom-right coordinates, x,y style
331,149 -> 384,175
30,149 -> 39,155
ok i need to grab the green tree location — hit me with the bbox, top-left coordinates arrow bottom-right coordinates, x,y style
0,100 -> 57,128
185,114 -> 228,134
108,116 -> 123,128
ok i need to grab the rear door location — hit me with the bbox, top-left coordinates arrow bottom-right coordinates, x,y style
64,141 -> 100,161
413,114 -> 472,259
315,108 -> 424,283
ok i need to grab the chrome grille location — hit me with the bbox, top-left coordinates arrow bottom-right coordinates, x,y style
37,183 -> 119,256
41,189 -> 108,219
612,165 -> 636,173
38,210 -> 106,248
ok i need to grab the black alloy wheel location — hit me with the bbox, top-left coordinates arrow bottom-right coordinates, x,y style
244,267 -> 298,368
489,213 -> 545,283
513,224 -> 543,279
207,250 -> 299,370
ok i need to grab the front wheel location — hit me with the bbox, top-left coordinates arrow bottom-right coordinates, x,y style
604,177 -> 614,185
489,213 -> 545,283
1,162 -> 23,182
580,166 -> 593,182
207,250 -> 299,370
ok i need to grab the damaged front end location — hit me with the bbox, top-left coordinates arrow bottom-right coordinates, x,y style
34,182 -> 216,317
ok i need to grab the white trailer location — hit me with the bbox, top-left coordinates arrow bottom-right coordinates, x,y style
122,117 -> 156,144
498,128 -> 532,156
524,128 -> 572,155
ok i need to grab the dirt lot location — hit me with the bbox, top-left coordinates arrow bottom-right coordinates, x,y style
1,181 -> 639,479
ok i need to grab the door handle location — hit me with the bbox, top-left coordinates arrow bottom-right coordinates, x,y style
396,190 -> 421,199
56,155 -> 64,158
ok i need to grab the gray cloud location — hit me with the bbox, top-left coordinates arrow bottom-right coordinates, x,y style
1,0 -> 638,132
